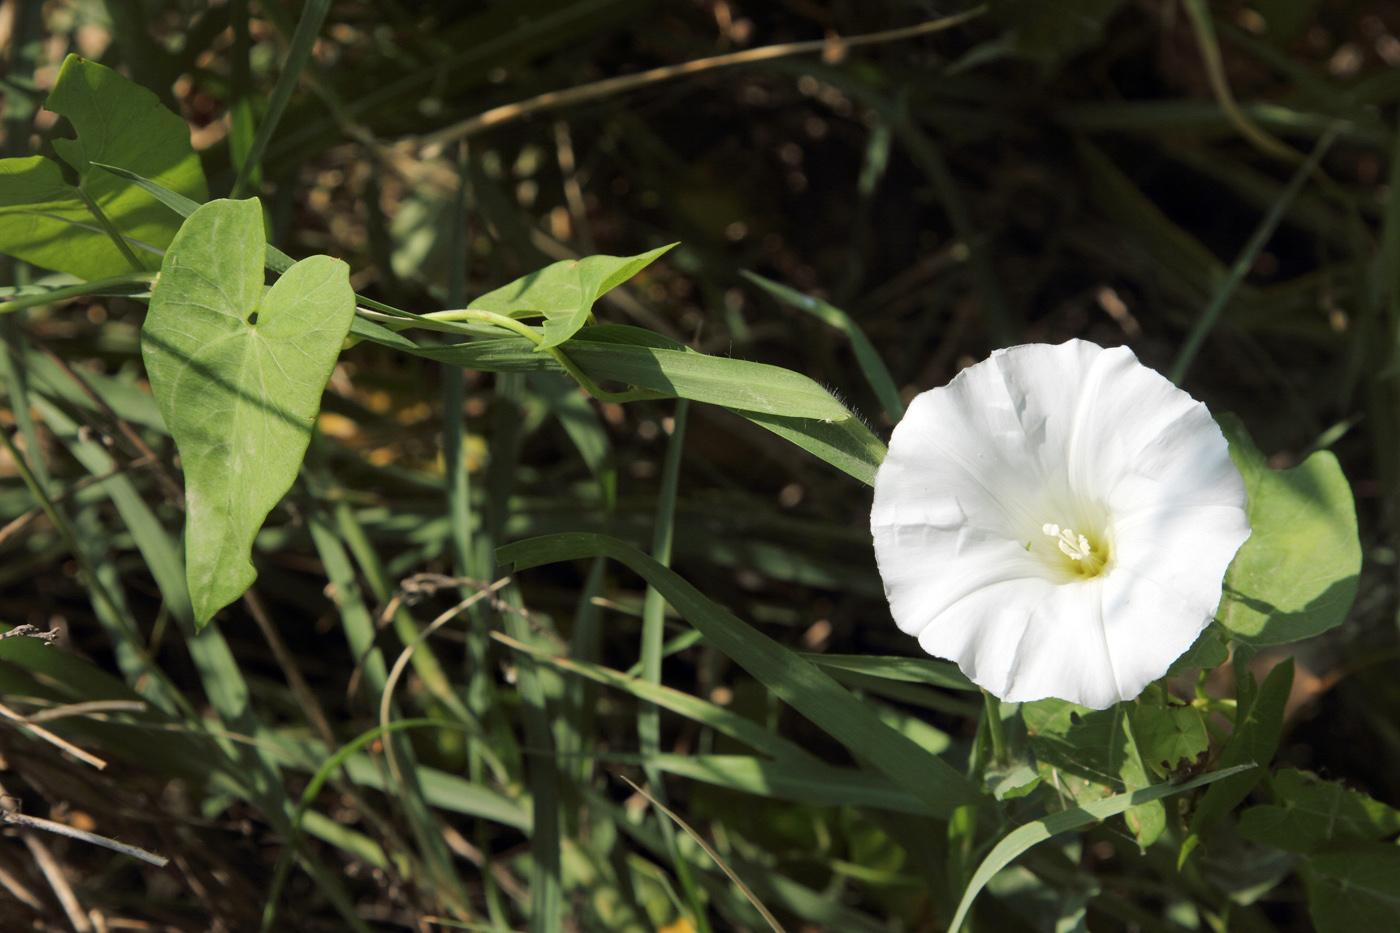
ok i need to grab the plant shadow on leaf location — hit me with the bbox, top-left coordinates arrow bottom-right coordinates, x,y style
1220,577 -> 1362,649
143,198 -> 354,625
1216,412 -> 1360,647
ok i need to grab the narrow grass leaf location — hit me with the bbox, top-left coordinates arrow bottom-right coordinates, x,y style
498,532 -> 984,816
742,270 -> 904,422
621,775 -> 787,933
493,632 -> 815,765
804,654 -> 975,690
1170,123 -> 1343,383
643,753 -> 937,814
565,340 -> 852,419
230,0 -> 332,198
741,410 -> 885,485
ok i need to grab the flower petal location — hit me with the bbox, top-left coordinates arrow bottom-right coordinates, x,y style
872,339 -> 1250,708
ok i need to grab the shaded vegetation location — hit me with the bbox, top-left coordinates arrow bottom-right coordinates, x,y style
0,1 -> 1397,930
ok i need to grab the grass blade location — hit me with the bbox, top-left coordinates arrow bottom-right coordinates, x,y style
1170,122 -> 1344,383
948,764 -> 1257,932
230,0 -> 332,198
742,270 -> 905,423
498,532 -> 984,817
491,631 -> 817,765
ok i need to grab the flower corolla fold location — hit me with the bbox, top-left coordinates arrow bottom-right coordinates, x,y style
870,340 -> 1249,710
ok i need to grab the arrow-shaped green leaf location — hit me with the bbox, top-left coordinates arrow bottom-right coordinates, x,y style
468,244 -> 675,348
143,198 -> 354,625
0,55 -> 208,280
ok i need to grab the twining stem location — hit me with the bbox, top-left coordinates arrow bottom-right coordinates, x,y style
982,688 -> 1008,768
416,306 -> 669,404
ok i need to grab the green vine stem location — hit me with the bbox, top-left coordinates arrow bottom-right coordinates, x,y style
371,305 -> 671,405
982,688 -> 1008,769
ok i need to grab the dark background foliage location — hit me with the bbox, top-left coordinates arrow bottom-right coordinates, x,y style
1,0 -> 1398,929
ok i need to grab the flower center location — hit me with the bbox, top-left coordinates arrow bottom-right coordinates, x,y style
1040,523 -> 1110,579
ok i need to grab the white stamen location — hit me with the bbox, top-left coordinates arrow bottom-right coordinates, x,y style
1042,523 -> 1093,561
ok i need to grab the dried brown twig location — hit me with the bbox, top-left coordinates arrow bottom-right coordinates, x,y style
2,807 -> 169,868
418,7 -> 988,154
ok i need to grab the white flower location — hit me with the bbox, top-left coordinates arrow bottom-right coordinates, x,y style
870,340 -> 1249,709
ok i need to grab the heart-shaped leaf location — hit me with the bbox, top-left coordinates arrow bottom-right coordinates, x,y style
467,244 -> 674,348
1217,414 -> 1360,647
1240,769 -> 1400,854
143,198 -> 354,625
0,55 -> 207,280
1131,703 -> 1209,777
1302,845 -> 1400,933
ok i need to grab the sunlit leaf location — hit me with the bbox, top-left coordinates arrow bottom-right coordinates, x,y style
0,55 -> 207,279
469,245 -> 675,348
143,198 -> 355,624
1025,699 -> 1165,846
1217,414 -> 1360,646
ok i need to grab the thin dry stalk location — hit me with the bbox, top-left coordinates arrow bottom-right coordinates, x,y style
418,7 -> 988,153
22,832 -> 91,932
0,701 -> 107,770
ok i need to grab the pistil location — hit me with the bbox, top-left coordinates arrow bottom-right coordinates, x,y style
1041,523 -> 1108,576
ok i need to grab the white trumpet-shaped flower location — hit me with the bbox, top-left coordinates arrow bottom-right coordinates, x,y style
870,340 -> 1250,709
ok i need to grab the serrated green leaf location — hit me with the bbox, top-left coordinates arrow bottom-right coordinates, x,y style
0,55 -> 208,280
1239,769 -> 1400,854
142,198 -> 355,625
1132,704 -> 1209,778
1217,414 -> 1360,646
1302,845 -> 1400,933
468,244 -> 675,348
